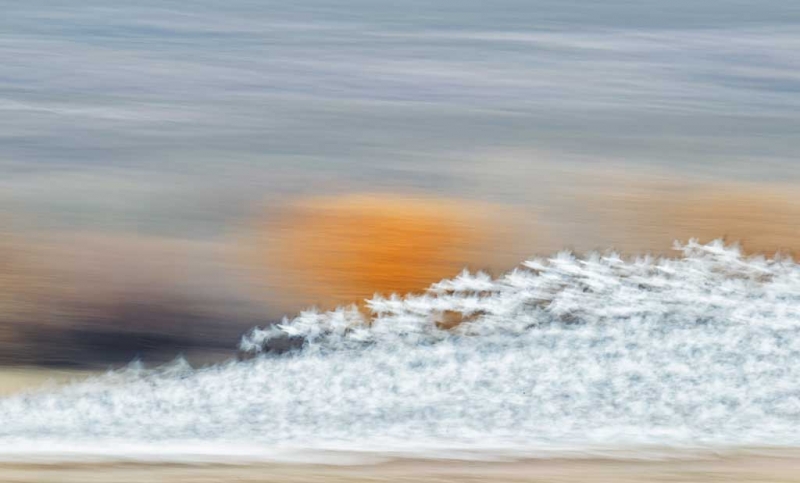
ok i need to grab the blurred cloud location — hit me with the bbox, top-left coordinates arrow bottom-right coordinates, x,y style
2,2 -> 799,242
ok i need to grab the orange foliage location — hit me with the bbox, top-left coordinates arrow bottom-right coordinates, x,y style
247,194 -> 521,311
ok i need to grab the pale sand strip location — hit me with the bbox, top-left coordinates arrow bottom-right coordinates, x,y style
0,368 -> 98,397
3,453 -> 800,483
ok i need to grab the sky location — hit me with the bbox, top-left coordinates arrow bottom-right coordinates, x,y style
1,0 -> 799,365
2,0 -> 799,236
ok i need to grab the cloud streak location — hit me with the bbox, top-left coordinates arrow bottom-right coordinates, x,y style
2,2 -> 799,239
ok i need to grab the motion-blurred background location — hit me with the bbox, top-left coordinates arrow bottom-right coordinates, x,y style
1,0 -> 799,368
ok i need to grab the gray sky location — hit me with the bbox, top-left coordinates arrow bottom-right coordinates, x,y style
1,0 -> 799,237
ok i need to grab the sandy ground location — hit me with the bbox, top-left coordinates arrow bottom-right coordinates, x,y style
3,453 -> 800,482
0,367 -> 98,397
